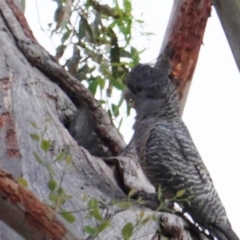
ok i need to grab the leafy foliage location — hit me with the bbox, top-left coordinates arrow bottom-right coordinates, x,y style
45,0 -> 149,129
29,120 -> 75,222
121,222 -> 134,240
82,196 -> 111,237
17,177 -> 28,187
155,186 -> 193,213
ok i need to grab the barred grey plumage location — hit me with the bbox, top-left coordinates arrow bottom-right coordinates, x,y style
125,63 -> 239,240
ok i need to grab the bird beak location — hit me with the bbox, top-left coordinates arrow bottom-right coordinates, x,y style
123,88 -> 135,108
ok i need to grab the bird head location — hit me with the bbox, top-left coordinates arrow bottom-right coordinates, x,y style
124,63 -> 179,116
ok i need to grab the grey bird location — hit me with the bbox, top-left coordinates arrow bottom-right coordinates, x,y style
124,63 -> 239,240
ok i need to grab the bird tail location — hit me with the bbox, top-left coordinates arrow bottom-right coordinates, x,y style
210,222 -> 239,240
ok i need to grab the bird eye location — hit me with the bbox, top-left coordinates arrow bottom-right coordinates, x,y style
129,98 -> 134,102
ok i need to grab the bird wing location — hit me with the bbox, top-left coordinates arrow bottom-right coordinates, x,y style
135,122 -> 212,189
134,121 -> 227,225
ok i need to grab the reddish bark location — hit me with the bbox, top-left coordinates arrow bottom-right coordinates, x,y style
0,168 -> 79,240
6,0 -> 36,42
159,0 -> 211,110
0,112 -> 20,158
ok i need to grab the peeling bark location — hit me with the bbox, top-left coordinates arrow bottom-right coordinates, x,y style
158,0 -> 211,113
0,168 -> 80,240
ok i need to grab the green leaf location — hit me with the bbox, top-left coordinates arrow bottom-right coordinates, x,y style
115,201 -> 132,209
157,186 -> 162,200
111,78 -> 124,90
97,77 -> 105,90
131,47 -> 140,66
121,222 -> 133,240
176,189 -> 186,198
41,139 -> 51,152
88,198 -> 98,209
57,187 -> 64,195
84,226 -> 97,236
117,117 -> 123,130
55,45 -> 66,59
152,214 -> 158,222
61,30 -> 71,43
128,188 -> 137,197
123,18 -> 132,39
124,0 -> 132,12
48,179 -> 57,191
113,0 -> 121,17
90,16 -> 100,38
97,220 -> 111,233
88,79 -> 98,95
60,211 -> 76,223
107,109 -> 112,119
54,150 -> 67,162
30,133 -> 40,142
33,151 -> 44,165
126,101 -> 131,116
98,100 -> 106,105
111,103 -> 119,117
49,192 -> 57,203
89,208 -> 102,221
46,163 -> 55,176
29,121 -> 38,128
119,48 -> 131,58
78,18 -> 86,39
141,215 -> 151,225
65,154 -> 72,164
137,198 -> 145,205
17,177 -> 28,187
136,19 -> 144,24
79,16 -> 94,42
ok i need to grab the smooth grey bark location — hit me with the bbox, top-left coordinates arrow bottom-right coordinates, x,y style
213,0 -> 240,71
0,0 -> 210,239
0,1 -> 125,238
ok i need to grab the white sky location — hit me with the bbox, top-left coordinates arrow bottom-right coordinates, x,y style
25,0 -> 239,235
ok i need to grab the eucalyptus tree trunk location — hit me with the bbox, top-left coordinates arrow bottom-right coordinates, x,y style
0,0 -> 211,239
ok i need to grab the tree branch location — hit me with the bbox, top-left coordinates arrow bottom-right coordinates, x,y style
0,168 -> 80,240
157,0 -> 211,113
0,0 -> 125,156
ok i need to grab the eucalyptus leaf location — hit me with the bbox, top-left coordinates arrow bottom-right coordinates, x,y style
60,211 -> 76,223
121,222 -> 133,240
